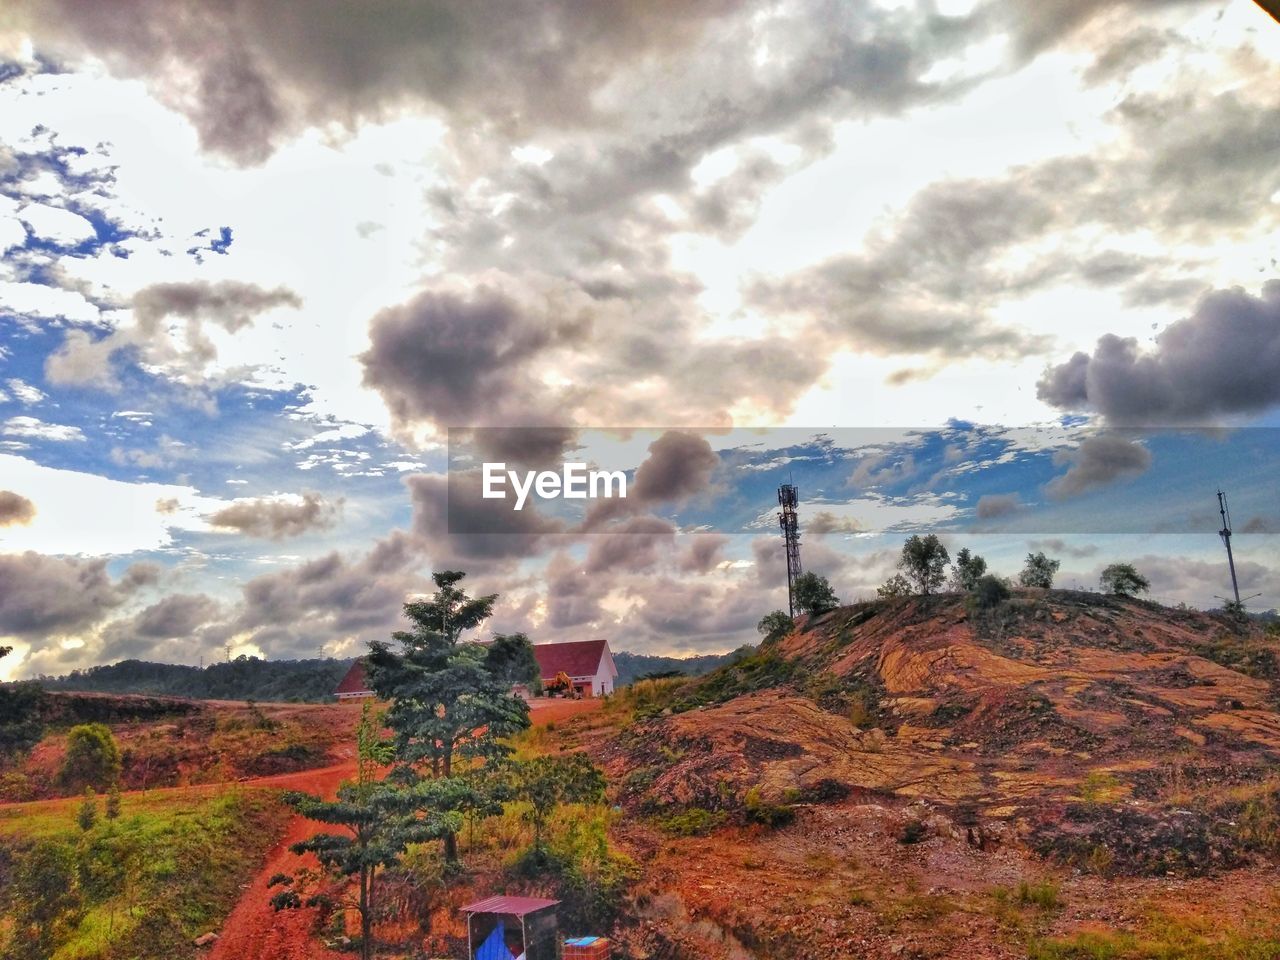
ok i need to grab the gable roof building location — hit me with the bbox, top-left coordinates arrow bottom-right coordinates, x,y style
333,659 -> 374,700
531,639 -> 617,697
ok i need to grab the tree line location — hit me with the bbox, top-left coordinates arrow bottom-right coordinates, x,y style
757,537 -> 1154,642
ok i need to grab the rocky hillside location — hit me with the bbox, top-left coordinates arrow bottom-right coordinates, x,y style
574,591 -> 1280,959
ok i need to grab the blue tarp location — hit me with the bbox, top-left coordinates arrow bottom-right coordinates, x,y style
476,921 -> 515,960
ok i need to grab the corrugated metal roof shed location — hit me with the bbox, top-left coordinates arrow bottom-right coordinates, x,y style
460,895 -> 560,917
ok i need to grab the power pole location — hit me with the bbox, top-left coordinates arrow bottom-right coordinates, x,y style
777,483 -> 802,619
1218,489 -> 1241,606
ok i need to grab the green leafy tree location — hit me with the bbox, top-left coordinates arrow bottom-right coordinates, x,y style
365,572 -> 530,863
970,574 -> 1012,610
512,753 -> 607,857
793,572 -> 839,616
756,610 -> 794,643
484,632 -> 542,692
1099,563 -> 1150,597
273,702 -> 453,960
0,644 -> 47,761
105,781 -> 122,820
898,534 -> 950,595
60,723 -> 122,792
950,547 -> 988,591
76,787 -> 98,831
877,574 -> 913,599
1018,551 -> 1061,589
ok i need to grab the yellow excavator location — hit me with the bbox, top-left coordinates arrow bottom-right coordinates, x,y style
546,670 -> 578,698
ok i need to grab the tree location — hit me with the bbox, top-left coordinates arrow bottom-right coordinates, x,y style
512,753 -> 607,857
77,787 -> 98,831
0,680 -> 46,760
950,547 -> 988,591
877,574 -> 913,599
793,572 -> 839,616
898,534 -> 950,595
273,702 -> 453,960
1019,551 -> 1061,589
756,610 -> 794,643
105,782 -> 122,820
970,574 -> 1012,610
1099,563 -> 1150,597
484,632 -> 542,692
60,723 -> 122,792
365,571 -> 531,863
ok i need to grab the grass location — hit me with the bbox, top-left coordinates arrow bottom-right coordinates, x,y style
0,787 -> 289,960
1027,901 -> 1280,960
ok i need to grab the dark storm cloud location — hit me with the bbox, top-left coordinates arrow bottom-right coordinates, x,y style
1038,281 -> 1280,423
1046,435 -> 1152,499
0,552 -> 136,638
0,490 -> 36,526
1027,538 -> 1099,559
975,493 -> 1023,519
209,492 -> 342,540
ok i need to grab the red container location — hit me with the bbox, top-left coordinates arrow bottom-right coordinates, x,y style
562,936 -> 610,960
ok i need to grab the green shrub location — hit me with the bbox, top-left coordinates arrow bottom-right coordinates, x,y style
1017,878 -> 1060,910
744,786 -> 794,828
60,723 -> 122,792
969,575 -> 1012,610
655,807 -> 726,836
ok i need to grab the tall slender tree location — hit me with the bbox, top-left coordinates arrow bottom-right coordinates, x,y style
364,571 -> 531,862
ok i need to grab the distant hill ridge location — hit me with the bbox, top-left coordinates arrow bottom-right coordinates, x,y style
36,648 -> 738,702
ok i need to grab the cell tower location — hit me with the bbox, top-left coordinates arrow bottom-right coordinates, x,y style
777,483 -> 802,618
1218,489 -> 1241,606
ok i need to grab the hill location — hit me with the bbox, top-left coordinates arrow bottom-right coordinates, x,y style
39,656 -> 355,702
552,590 -> 1280,959
611,649 -> 740,685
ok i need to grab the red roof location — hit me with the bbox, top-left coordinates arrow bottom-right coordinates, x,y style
334,660 -> 371,695
461,895 -> 560,916
531,639 -> 611,680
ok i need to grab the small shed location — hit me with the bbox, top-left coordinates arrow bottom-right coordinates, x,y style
461,895 -> 560,960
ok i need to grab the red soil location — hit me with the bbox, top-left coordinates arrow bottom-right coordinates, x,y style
206,696 -> 600,959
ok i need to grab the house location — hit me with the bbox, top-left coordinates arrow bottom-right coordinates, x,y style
333,659 -> 374,700
531,639 -> 618,698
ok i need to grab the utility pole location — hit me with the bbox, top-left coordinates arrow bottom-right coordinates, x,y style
777,483 -> 802,619
1218,489 -> 1241,606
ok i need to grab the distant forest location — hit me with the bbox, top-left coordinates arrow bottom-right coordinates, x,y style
36,648 -> 741,702
39,657 -> 354,703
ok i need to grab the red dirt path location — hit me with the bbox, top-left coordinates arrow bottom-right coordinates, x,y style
208,697 -> 600,959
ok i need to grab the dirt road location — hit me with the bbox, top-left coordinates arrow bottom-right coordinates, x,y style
207,697 -> 600,959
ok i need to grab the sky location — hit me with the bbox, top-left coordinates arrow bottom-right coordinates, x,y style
0,0 -> 1278,681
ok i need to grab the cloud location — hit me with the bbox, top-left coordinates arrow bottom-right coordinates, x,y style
360,287 -> 587,441
0,552 -> 135,639
99,593 -> 223,659
4,0 -> 984,166
583,430 -> 718,528
408,472 -> 566,562
1027,537 -> 1099,559
1038,280 -> 1280,424
1046,434 -> 1152,499
2,416 -> 85,442
807,511 -> 865,535
208,492 -> 342,540
45,280 -> 301,392
584,515 -> 676,573
677,533 -> 729,573
0,491 -> 36,526
975,492 -> 1022,519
